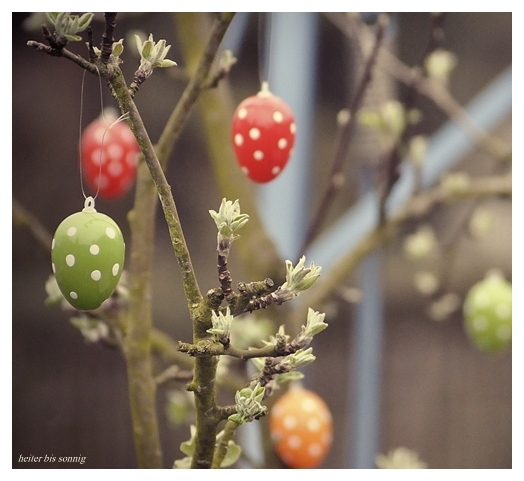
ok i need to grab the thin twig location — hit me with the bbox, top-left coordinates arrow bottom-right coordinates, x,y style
324,12 -> 511,160
100,13 -> 116,62
292,173 -> 512,327
155,12 -> 235,169
378,13 -> 449,224
12,197 -> 53,252
299,14 -> 389,255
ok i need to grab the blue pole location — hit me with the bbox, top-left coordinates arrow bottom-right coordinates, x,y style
305,67 -> 512,271
349,252 -> 384,468
258,12 -> 319,262
236,12 -> 319,467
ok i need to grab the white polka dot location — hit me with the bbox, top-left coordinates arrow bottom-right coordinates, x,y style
91,270 -> 101,281
107,143 -> 124,160
308,443 -> 323,457
307,417 -> 321,432
287,434 -> 302,449
273,111 -> 284,123
238,108 -> 248,119
278,138 -> 288,149
106,227 -> 116,239
98,174 -> 109,189
70,292 -> 78,299
234,133 -> 244,146
472,316 -> 488,331
290,123 -> 296,134
126,152 -> 138,167
241,166 -> 249,175
497,325 -> 511,341
51,263 -> 56,273
282,415 -> 297,430
249,128 -> 261,140
112,263 -> 120,276
108,161 -> 123,177
302,398 -> 317,412
91,148 -> 106,165
120,128 -> 135,143
67,227 -> 77,237
51,238 -> 55,249
90,245 -> 100,255
473,292 -> 490,308
94,126 -> 106,143
253,150 -> 264,161
495,303 -> 511,319
66,254 -> 75,267
271,166 -> 281,176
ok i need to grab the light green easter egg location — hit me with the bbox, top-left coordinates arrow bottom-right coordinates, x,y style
463,273 -> 512,353
51,197 -> 125,311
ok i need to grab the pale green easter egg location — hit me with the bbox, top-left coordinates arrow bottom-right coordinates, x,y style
51,197 -> 125,310
463,273 -> 512,353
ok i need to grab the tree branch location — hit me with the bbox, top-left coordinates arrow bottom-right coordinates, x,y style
324,12 -> 511,161
175,12 -> 285,283
292,173 -> 512,325
12,197 -> 53,253
300,13 -> 389,254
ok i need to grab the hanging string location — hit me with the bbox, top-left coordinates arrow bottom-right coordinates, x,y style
78,67 -> 104,200
78,67 -> 130,201
258,12 -> 273,89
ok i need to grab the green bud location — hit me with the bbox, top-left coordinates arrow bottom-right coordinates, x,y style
304,308 -> 328,337
219,49 -> 238,72
173,457 -> 192,469
425,49 -> 457,84
140,35 -> 153,59
44,274 -> 65,306
209,198 -> 249,241
282,256 -> 321,294
112,39 -> 124,57
229,384 -> 267,425
403,225 -> 437,260
135,33 -> 177,78
157,59 -> 177,68
376,447 -> 427,469
46,12 -> 93,41
280,348 -> 316,370
207,307 -> 233,341
358,100 -> 406,145
70,316 -> 109,343
276,371 -> 305,384
179,425 -> 196,457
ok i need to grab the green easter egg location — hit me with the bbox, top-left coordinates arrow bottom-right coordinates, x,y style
463,273 -> 512,353
51,197 -> 125,310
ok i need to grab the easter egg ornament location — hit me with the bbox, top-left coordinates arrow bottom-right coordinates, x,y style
231,82 -> 296,183
51,196 -> 125,311
269,387 -> 333,469
463,270 -> 512,353
81,108 -> 140,200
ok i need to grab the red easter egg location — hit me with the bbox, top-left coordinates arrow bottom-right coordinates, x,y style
81,108 -> 140,199
231,85 -> 295,183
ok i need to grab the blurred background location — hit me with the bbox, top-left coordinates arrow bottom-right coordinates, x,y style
12,12 -> 511,469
